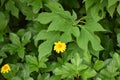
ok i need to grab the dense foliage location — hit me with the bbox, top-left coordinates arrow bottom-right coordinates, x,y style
0,0 -> 120,80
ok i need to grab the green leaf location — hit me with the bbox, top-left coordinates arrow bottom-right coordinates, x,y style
81,68 -> 96,79
112,53 -> 120,68
11,76 -> 22,80
31,0 -> 42,13
37,73 -> 50,80
54,53 -> 88,79
71,27 -> 80,38
14,0 -> 35,20
72,10 -> 77,20
5,0 -> 19,18
10,33 -> 21,46
17,47 -> 25,59
38,41 -> 53,60
35,13 -> 56,24
107,5 -> 116,17
85,0 -> 96,11
94,60 -> 104,71
0,12 -> 8,31
108,0 -> 118,8
34,30 -> 59,46
45,2 -> 64,12
21,31 -> 31,46
29,64 -> 39,72
117,3 -> 120,15
117,33 -> 120,47
50,75 -> 61,80
90,4 -> 105,22
60,32 -> 72,43
26,55 -> 38,65
77,21 -> 105,51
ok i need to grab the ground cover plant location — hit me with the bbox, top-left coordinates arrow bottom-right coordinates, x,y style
0,0 -> 120,80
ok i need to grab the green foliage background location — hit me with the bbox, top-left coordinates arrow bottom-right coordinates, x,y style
0,0 -> 120,80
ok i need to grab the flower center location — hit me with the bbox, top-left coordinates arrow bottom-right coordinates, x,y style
58,44 -> 62,48
3,66 -> 8,70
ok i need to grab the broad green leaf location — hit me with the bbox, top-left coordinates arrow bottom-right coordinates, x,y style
5,0 -> 19,18
38,57 -> 47,68
107,5 -> 116,17
26,77 -> 34,80
29,64 -> 38,72
50,75 -> 61,80
112,53 -> 120,68
38,41 -> 53,60
71,53 -> 82,67
117,3 -> 120,15
17,29 -> 26,37
0,12 -> 8,31
54,53 -> 88,79
60,32 -> 72,43
17,47 -> 25,59
3,44 -> 18,55
90,4 -> 105,22
37,73 -> 50,80
21,31 -> 31,46
48,18 -> 72,32
81,68 -> 96,79
85,0 -> 96,11
32,0 -> 42,13
14,0 -> 35,20
71,27 -> 80,38
34,30 -> 59,46
108,0 -> 118,8
77,21 -> 105,51
11,77 -> 22,80
10,33 -> 21,46
35,13 -> 56,24
94,60 -> 104,71
45,2 -> 64,12
72,10 -> 77,20
26,55 -> 38,65
54,63 -> 76,78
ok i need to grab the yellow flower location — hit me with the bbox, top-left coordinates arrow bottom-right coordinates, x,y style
54,41 -> 66,53
1,64 -> 11,73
